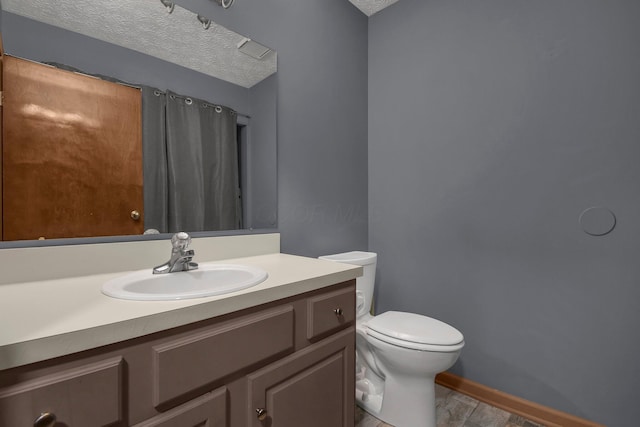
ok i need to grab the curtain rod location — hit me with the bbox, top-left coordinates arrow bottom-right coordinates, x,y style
26,56 -> 253,119
160,90 -> 251,119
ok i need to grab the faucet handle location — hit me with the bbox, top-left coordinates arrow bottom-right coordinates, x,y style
171,232 -> 192,250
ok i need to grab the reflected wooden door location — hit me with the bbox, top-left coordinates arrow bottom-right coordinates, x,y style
2,56 -> 143,241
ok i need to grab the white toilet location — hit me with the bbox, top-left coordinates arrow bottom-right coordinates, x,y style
319,251 -> 464,427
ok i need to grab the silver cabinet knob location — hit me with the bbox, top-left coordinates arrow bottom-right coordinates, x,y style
256,407 -> 268,421
334,308 -> 343,316
34,412 -> 56,427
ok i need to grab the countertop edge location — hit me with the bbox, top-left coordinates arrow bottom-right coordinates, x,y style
0,255 -> 361,370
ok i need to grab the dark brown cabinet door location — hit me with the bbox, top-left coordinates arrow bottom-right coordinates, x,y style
0,357 -> 124,427
2,55 -> 143,240
247,328 -> 355,427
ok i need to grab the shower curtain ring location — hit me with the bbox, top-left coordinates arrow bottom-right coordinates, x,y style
197,15 -> 211,30
160,0 -> 175,13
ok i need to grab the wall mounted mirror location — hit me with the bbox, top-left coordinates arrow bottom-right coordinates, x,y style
0,0 -> 278,246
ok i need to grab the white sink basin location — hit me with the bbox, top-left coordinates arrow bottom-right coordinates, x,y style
102,263 -> 268,301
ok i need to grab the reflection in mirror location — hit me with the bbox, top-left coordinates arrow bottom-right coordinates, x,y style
0,0 -> 278,245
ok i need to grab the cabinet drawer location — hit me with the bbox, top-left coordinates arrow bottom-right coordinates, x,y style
133,388 -> 227,427
307,286 -> 355,340
0,356 -> 123,427
153,305 -> 294,407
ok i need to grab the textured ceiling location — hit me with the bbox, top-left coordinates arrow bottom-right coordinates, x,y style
349,0 -> 400,16
2,0 -> 276,88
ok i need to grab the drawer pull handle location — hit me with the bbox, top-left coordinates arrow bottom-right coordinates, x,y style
34,412 -> 56,427
256,407 -> 268,421
334,308 -> 343,316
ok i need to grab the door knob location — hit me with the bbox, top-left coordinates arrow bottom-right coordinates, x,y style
130,210 -> 141,220
255,407 -> 268,421
334,308 -> 343,316
34,412 -> 56,427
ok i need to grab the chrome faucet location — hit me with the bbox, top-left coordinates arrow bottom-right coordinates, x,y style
153,232 -> 199,274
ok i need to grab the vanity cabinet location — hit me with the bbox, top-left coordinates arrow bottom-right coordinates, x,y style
0,280 -> 355,427
247,328 -> 354,427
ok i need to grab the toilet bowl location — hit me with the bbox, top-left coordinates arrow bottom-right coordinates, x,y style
319,251 -> 464,427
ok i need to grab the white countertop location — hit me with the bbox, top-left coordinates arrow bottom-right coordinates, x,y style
0,253 -> 362,370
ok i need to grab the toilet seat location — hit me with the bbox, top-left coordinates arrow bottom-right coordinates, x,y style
366,311 -> 464,352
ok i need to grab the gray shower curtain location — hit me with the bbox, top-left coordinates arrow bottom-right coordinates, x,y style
143,88 -> 241,233
142,87 -> 169,233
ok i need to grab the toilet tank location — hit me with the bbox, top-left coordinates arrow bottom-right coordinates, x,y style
318,251 -> 377,316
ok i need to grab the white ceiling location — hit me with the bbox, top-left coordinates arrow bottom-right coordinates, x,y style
348,0 -> 400,16
2,0 -> 276,88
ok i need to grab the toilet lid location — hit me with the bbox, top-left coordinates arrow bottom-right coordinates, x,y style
367,311 -> 464,346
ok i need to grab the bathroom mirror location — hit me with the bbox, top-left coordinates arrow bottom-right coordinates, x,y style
0,0 -> 278,246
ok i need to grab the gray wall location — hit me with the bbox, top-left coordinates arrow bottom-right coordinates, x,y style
178,0 -> 370,257
369,0 -> 640,425
272,0 -> 368,256
248,74 -> 278,229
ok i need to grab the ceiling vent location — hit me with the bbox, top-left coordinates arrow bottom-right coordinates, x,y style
237,38 -> 272,60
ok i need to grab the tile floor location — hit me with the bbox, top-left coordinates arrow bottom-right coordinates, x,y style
355,384 -> 545,427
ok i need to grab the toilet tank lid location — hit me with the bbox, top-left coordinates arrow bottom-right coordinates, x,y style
367,311 -> 464,346
318,251 -> 377,266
